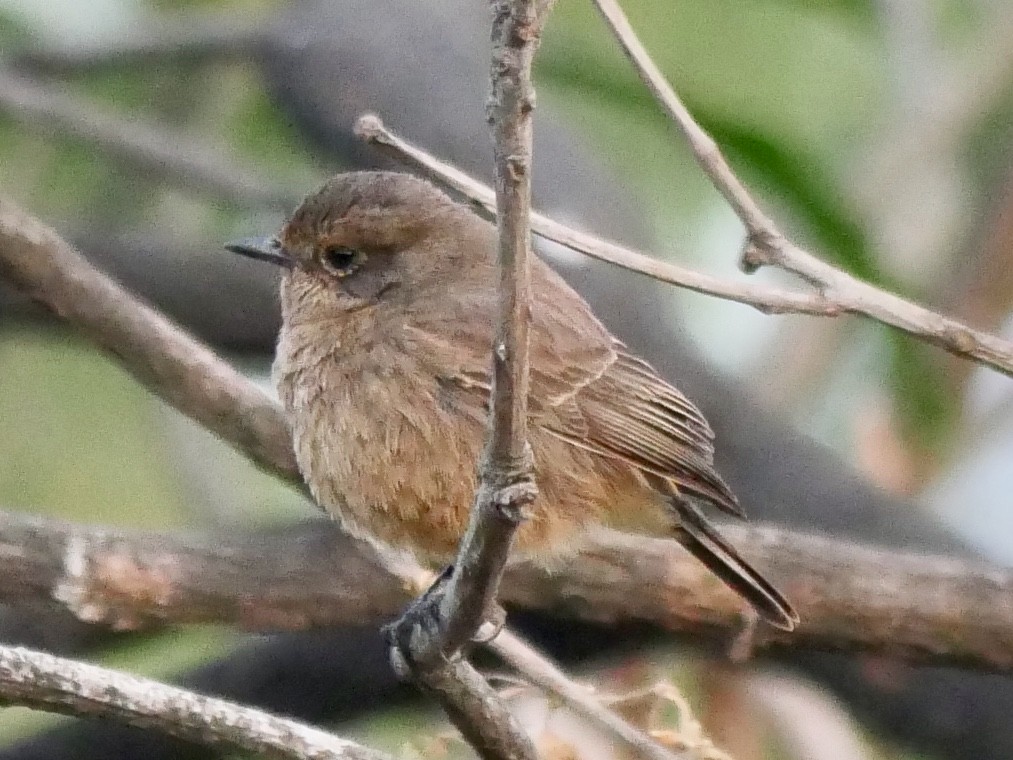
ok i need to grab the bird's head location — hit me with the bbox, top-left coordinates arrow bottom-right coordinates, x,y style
226,171 -> 489,325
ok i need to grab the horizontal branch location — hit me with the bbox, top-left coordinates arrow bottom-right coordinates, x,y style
354,114 -> 837,317
3,509 -> 1013,671
0,644 -> 392,760
590,0 -> 1013,379
0,512 -> 397,630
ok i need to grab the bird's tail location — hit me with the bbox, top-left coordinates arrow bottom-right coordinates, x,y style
673,499 -> 798,631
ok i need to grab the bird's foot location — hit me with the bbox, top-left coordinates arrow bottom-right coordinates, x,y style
384,565 -> 508,678
383,565 -> 454,678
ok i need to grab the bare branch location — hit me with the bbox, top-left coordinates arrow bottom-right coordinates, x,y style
589,0 -> 1013,379
355,108 -> 1013,378
3,509 -> 1013,672
0,512 -> 399,631
0,68 -> 299,210
354,114 -> 837,317
0,644 -> 392,760
589,0 -> 776,239
0,195 -> 302,485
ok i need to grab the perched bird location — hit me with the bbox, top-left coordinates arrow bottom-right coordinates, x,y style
227,170 -> 798,631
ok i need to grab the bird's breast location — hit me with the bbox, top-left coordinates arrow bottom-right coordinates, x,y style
273,319 -> 487,563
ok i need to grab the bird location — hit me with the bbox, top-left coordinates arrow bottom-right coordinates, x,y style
226,170 -> 798,631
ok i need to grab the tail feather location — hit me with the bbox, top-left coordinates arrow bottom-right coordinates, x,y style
675,500 -> 798,631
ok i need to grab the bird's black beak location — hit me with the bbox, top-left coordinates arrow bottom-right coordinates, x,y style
224,236 -> 293,269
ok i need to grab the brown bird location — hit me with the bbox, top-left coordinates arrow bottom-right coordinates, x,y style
227,170 -> 798,631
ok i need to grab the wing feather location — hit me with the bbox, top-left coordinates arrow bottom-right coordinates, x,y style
544,344 -> 741,516
405,256 -> 738,515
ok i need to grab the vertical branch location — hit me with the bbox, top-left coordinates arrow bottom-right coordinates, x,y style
487,0 -> 538,471
436,0 -> 546,654
387,2 -> 550,758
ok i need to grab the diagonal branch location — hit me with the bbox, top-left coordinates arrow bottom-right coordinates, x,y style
354,114 -> 836,317
0,644 -> 392,760
589,0 -> 1013,379
489,631 -> 692,760
355,112 -> 1013,377
0,194 -> 301,485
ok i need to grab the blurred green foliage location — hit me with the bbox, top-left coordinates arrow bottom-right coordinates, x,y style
0,326 -> 189,526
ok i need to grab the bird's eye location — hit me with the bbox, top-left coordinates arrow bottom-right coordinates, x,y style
320,246 -> 365,277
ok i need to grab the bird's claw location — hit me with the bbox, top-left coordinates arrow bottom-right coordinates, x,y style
383,565 -> 509,677
383,565 -> 454,678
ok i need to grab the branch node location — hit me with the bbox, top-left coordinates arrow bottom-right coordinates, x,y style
739,235 -> 775,273
493,481 -> 538,523
505,154 -> 528,182
944,325 -> 978,353
353,113 -> 385,142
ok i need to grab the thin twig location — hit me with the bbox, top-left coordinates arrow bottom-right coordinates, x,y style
490,631 -> 691,760
0,68 -> 298,210
589,0 -> 775,238
0,645 -> 392,760
354,114 -> 837,317
356,109 -> 1013,376
589,0 -> 1013,379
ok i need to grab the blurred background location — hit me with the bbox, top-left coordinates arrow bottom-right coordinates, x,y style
0,0 -> 1011,758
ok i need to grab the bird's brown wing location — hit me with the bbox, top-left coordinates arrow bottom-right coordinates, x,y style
405,263 -> 801,626
543,343 -> 742,517
408,260 -> 738,515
